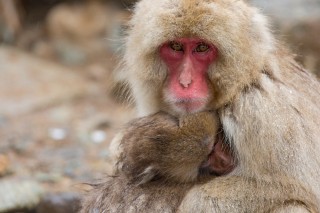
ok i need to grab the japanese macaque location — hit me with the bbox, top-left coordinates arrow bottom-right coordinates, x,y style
82,0 -> 320,212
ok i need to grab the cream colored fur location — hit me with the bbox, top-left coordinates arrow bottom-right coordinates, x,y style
105,0 -> 320,212
124,0 -> 275,115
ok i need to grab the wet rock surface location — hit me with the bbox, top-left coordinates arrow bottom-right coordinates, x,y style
0,47 -> 90,117
0,46 -> 134,212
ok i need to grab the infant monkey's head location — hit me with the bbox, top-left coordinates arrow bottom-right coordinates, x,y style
162,112 -> 220,183
119,111 -> 235,185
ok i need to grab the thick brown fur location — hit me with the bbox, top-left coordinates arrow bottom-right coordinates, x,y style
118,111 -> 220,184
81,112 -> 222,213
82,0 -> 320,212
81,176 -> 194,213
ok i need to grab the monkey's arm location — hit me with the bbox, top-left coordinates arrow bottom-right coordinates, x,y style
178,176 -> 319,213
80,175 -> 317,213
80,173 -> 193,213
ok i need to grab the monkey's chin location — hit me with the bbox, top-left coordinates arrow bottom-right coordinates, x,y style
173,100 -> 207,114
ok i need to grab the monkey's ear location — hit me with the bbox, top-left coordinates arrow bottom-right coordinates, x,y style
133,166 -> 157,185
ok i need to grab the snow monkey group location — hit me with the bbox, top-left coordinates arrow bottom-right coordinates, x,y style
81,0 -> 320,212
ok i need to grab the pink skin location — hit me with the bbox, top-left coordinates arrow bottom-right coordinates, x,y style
160,39 -> 235,175
204,134 -> 235,175
160,38 -> 218,113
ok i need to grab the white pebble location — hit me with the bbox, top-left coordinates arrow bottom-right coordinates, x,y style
48,128 -> 67,141
91,130 -> 107,144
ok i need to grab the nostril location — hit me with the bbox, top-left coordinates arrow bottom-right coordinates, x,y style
180,80 -> 192,88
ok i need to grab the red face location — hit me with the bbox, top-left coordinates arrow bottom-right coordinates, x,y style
159,38 -> 218,113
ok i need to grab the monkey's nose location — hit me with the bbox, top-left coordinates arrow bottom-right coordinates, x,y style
179,68 -> 192,88
180,79 -> 192,88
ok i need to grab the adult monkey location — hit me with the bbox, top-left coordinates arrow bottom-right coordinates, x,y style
82,0 -> 320,212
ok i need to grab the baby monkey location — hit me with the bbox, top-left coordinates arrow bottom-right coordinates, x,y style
117,111 -> 235,185
80,112 -> 236,212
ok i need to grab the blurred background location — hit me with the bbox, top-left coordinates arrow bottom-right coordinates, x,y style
0,0 -> 319,212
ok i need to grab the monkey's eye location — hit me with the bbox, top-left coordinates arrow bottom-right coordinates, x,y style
195,43 -> 210,52
169,41 -> 183,51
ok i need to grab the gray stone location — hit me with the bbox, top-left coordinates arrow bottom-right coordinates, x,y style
0,179 -> 44,212
36,192 -> 81,213
0,47 -> 90,118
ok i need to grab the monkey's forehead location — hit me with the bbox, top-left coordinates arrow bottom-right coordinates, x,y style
127,0 -> 272,54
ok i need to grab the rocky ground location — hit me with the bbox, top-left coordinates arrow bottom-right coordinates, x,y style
0,45 -> 135,212
0,44 -> 135,213
0,1 -> 319,212
0,2 -> 134,212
